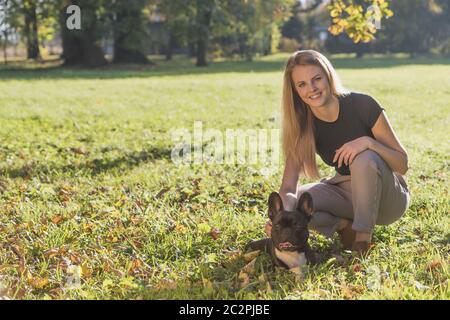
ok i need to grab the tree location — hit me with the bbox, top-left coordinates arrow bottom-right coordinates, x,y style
22,0 -> 40,59
193,0 -> 215,66
217,0 -> 294,61
281,2 -> 304,44
109,0 -> 150,64
0,0 -> 12,64
59,0 -> 107,66
376,0 -> 450,56
157,0 -> 190,61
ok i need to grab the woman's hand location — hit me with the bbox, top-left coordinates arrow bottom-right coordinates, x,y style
264,220 -> 272,237
333,136 -> 373,168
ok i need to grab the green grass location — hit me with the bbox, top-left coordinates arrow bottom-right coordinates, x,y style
0,53 -> 449,299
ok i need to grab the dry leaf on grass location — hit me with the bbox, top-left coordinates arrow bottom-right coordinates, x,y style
209,228 -> 221,240
241,257 -> 257,274
51,215 -> 64,225
28,275 -> 49,289
238,271 -> 250,288
243,250 -> 260,262
70,147 -> 89,155
426,259 -> 443,271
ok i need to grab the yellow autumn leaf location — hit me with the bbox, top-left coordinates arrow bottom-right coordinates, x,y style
81,263 -> 91,279
28,276 -> 49,289
174,223 -> 187,234
330,8 -> 340,17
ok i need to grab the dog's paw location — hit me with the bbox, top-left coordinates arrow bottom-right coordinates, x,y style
245,238 -> 271,253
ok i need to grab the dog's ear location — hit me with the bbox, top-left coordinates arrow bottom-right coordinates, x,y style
268,192 -> 283,221
297,192 -> 314,220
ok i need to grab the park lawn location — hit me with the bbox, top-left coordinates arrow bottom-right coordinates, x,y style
0,54 -> 448,299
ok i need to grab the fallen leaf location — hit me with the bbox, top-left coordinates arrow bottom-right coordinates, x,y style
243,250 -> 260,262
19,184 -> 27,193
5,244 -> 25,273
238,271 -> 250,288
223,249 -> 242,263
352,263 -> 362,273
44,248 -> 60,259
69,253 -> 81,265
209,228 -> 221,240
71,147 -> 89,155
49,288 -> 63,299
28,276 -> 49,289
174,223 -> 187,234
128,259 -> 143,275
81,263 -> 92,279
241,257 -> 257,274
426,259 -> 442,271
130,216 -> 142,225
266,281 -> 273,293
155,187 -> 170,199
51,215 -> 64,225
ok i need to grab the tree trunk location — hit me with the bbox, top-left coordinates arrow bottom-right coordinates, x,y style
24,1 -> 41,60
165,31 -> 173,61
60,1 -> 107,67
112,3 -> 149,64
196,37 -> 207,66
2,31 -> 7,65
195,0 -> 212,67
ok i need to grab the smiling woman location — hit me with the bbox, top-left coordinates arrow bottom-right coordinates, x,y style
265,50 -> 411,256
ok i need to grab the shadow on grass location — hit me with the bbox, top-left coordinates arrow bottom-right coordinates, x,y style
1,55 -> 449,81
2,145 -> 172,179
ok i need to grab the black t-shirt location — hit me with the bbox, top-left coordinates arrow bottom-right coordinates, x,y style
313,92 -> 385,176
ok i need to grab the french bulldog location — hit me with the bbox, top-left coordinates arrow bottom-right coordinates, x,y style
246,191 -> 316,272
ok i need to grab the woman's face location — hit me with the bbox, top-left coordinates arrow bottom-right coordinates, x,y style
291,64 -> 332,108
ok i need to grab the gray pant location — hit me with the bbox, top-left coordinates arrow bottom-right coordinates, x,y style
296,150 -> 410,238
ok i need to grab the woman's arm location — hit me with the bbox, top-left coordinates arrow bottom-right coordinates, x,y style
264,156 -> 300,236
369,111 -> 409,175
279,156 -> 300,206
334,111 -> 409,175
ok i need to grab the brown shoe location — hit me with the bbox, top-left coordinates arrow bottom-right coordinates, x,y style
351,241 -> 373,256
337,222 -> 356,250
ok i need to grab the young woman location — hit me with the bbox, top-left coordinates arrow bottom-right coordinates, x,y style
265,50 -> 410,255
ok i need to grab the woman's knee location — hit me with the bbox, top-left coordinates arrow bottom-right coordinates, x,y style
350,149 -> 386,174
296,183 -> 328,203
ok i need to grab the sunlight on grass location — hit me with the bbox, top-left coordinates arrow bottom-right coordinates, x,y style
0,55 -> 448,300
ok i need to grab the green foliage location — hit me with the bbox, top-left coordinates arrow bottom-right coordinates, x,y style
376,0 -> 450,55
328,0 -> 393,43
108,0 -> 150,63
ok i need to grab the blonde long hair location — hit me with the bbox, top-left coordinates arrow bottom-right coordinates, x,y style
282,50 -> 349,179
